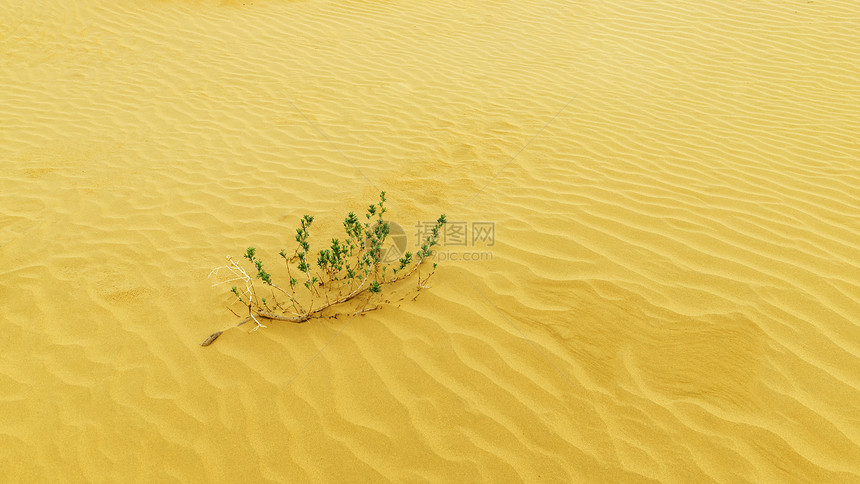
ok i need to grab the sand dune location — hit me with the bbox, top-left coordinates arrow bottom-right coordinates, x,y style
1,0 -> 859,481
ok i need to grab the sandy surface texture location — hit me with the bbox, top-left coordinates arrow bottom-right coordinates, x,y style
2,0 -> 859,482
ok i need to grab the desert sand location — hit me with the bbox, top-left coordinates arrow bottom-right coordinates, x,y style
2,0 -> 859,482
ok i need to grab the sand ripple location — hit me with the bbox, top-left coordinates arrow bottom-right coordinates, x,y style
1,0 -> 859,481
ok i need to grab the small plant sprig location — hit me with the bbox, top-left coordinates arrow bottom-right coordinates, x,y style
204,192 -> 447,346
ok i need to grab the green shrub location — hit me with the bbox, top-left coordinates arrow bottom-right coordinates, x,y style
202,191 -> 446,346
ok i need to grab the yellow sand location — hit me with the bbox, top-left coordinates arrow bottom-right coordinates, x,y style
2,0 -> 859,481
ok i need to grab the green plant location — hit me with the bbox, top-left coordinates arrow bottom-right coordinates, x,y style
202,192 -> 447,346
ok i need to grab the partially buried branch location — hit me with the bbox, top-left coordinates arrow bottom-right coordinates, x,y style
202,192 -> 446,346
